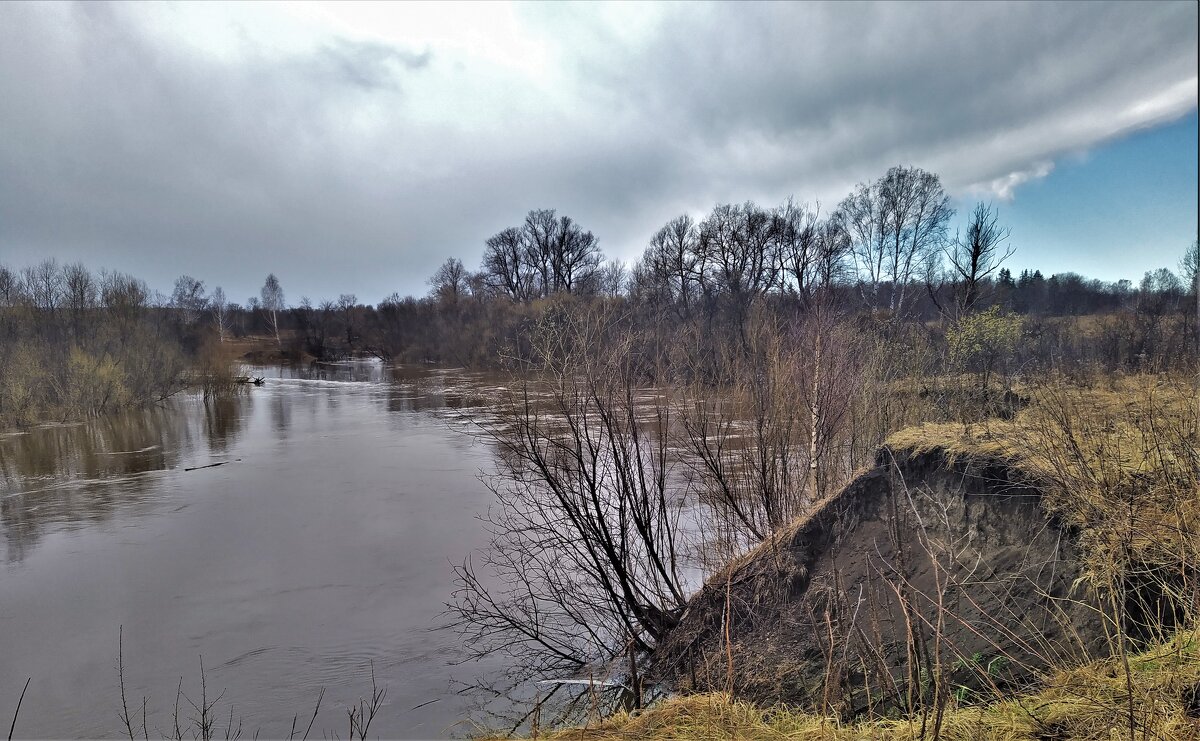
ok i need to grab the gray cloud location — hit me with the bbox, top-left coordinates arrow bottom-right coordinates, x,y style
0,1 -> 1194,303
567,2 -> 1196,192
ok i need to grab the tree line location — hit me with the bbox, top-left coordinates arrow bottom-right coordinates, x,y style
2,164 -> 1196,426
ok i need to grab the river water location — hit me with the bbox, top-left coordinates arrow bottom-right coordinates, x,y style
0,361 -> 515,739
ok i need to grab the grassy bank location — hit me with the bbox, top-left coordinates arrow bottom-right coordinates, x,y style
501,629 -> 1199,740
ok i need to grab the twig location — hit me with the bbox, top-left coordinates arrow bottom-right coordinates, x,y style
119,626 -> 136,741
174,677 -> 184,741
301,687 -> 324,741
7,677 -> 30,741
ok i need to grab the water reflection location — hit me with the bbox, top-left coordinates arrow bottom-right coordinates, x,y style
270,390 -> 292,436
0,361 -> 508,739
0,403 -> 207,563
204,396 -> 246,452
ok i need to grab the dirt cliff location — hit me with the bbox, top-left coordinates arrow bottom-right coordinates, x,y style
651,446 -> 1113,716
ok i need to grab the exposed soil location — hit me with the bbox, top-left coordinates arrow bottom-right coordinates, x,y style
651,447 -> 1111,716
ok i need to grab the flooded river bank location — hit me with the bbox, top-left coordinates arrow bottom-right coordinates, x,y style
0,362 -> 509,738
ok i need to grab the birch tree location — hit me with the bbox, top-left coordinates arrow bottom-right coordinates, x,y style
260,273 -> 284,348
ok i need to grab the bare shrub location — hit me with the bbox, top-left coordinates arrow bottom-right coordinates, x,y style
449,304 -> 690,718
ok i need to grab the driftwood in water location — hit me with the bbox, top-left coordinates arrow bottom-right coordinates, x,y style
233,376 -> 266,386
183,461 -> 229,472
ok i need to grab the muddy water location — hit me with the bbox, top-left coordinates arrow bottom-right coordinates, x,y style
0,362 -> 513,739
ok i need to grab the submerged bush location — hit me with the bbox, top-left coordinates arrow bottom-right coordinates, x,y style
62,346 -> 132,417
0,263 -> 195,426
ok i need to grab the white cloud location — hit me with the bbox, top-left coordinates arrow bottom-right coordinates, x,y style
968,162 -> 1056,202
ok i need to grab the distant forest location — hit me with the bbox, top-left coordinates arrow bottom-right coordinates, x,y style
1,165 -> 1196,425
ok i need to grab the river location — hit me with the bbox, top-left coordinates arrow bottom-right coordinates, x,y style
0,361 -> 513,739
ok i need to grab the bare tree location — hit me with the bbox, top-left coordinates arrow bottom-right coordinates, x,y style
1137,267 -> 1184,320
21,258 -> 63,312
774,198 -> 820,301
1181,238 -> 1199,296
643,214 -> 703,318
696,202 -> 782,329
210,286 -> 230,343
465,270 -> 492,303
450,306 -> 688,697
679,310 -> 864,550
337,293 -> 361,348
0,264 -> 18,307
839,166 -> 953,316
549,215 -> 602,294
810,216 -> 853,300
680,317 -> 805,545
935,202 -> 1015,317
63,263 -> 97,311
481,210 -> 603,300
699,202 -> 781,301
260,274 -> 285,348
100,270 -> 150,316
172,275 -> 208,326
597,259 -> 628,299
428,257 -> 469,304
524,208 -> 559,296
482,227 -> 534,301
837,183 -> 882,305
62,262 -> 97,335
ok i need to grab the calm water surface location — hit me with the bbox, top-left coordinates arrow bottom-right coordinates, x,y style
0,362 -> 511,739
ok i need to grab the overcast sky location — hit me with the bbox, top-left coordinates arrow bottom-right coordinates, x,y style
1,1 -> 1196,304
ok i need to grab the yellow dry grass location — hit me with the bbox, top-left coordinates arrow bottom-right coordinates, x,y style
491,630 -> 1200,741
885,374 -> 1195,467
886,373 -> 1199,578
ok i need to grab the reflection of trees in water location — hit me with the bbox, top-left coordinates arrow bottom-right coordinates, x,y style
270,392 -> 292,435
386,382 -> 457,414
386,385 -> 417,414
0,404 -> 201,563
204,395 -> 247,452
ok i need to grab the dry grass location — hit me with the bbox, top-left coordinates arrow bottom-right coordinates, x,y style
886,373 -> 1199,579
490,630 -> 1200,740
885,374 -> 1194,468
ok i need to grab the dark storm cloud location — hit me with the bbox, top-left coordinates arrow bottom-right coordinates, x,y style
0,1 -> 1195,303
